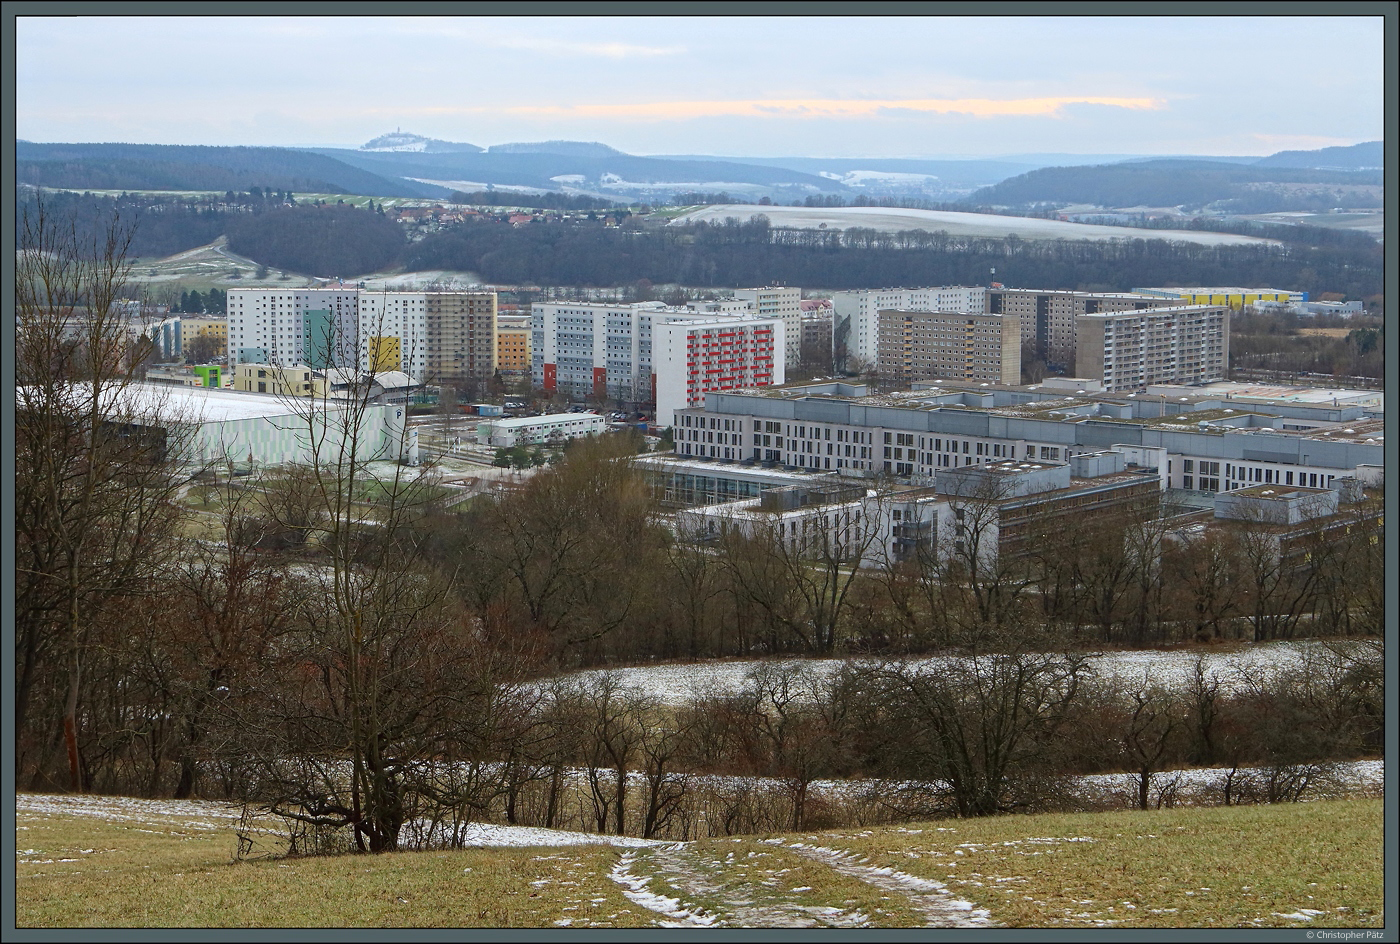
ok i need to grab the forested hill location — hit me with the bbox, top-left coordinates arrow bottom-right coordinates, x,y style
399,219 -> 1380,300
16,142 -> 450,197
306,146 -> 846,192
1254,140 -> 1383,170
967,160 -> 1383,212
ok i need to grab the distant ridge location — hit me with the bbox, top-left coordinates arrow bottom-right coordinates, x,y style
16,141 -> 451,197
1253,140 -> 1383,170
487,141 -> 625,157
360,131 -> 483,154
965,158 -> 1383,211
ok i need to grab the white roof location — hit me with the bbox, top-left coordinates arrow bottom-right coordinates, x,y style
486,412 -> 604,429
32,382 -> 337,424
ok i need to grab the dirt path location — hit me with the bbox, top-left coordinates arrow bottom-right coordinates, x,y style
778,840 -> 996,927
611,843 -> 871,928
610,838 -> 995,928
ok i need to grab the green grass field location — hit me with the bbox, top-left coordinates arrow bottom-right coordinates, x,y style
16,793 -> 1383,929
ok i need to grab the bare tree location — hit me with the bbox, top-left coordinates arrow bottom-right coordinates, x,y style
718,485 -> 889,654
867,641 -> 1089,818
1113,676 -> 1186,810
16,194 -> 189,791
227,302 -> 461,853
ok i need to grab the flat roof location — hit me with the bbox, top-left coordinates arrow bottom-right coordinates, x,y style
119,384 -> 325,423
944,459 -> 1065,476
484,412 -> 604,429
1228,485 -> 1332,499
1133,287 -> 1300,296
634,455 -> 835,482
1146,382 -> 1381,405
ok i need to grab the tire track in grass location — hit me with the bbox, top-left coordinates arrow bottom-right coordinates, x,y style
778,840 -> 996,927
611,844 -> 871,928
609,848 -> 718,927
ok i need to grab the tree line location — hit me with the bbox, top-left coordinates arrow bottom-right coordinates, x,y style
448,190 -> 618,211
19,185 -> 1382,299
401,215 -> 1382,300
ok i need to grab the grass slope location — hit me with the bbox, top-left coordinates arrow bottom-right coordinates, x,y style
16,794 -> 1382,929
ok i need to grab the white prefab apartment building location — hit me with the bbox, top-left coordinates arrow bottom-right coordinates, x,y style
531,301 -> 784,415
831,286 -> 988,370
475,412 -> 606,448
228,287 -> 360,373
227,288 -> 497,384
731,287 -> 802,367
1075,305 -> 1230,393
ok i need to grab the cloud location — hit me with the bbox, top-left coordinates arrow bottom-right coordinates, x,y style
450,95 -> 1165,121
490,36 -> 683,58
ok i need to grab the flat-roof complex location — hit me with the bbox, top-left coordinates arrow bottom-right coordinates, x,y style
668,378 -> 1382,496
1132,287 -> 1304,309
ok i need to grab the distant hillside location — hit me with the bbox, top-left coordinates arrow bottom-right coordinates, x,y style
16,142 -> 450,197
304,147 -> 848,196
967,159 -> 1383,212
1254,140 -> 1383,170
487,141 -> 624,157
360,131 -> 483,153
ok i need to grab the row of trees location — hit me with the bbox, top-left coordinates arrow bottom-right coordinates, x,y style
170,287 -> 227,315
19,185 -> 1381,299
224,203 -> 406,279
1231,310 -> 1384,380
400,216 -> 1382,300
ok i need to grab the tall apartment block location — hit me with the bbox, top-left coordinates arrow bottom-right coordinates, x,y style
732,287 -> 802,367
800,299 -> 834,362
1075,305 -> 1230,392
496,313 -> 532,375
227,287 -> 360,372
986,288 -> 1170,371
877,310 -> 1021,386
531,301 -> 783,414
653,316 -> 784,423
226,288 -> 496,383
425,292 -> 497,382
831,287 -> 988,371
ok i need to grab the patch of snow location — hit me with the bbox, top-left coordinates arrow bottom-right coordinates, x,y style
609,850 -> 718,927
785,842 -> 995,927
670,204 -> 1278,248
559,643 -> 1322,706
450,822 -> 666,849
1274,909 -> 1326,921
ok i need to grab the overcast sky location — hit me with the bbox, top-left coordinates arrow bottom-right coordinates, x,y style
16,15 -> 1384,158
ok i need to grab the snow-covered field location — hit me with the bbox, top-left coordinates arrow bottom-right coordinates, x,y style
671,204 -> 1278,247
560,643 -> 1322,706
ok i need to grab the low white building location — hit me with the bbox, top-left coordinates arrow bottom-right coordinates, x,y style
30,382 -> 419,470
675,480 -> 941,568
476,412 -> 605,448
